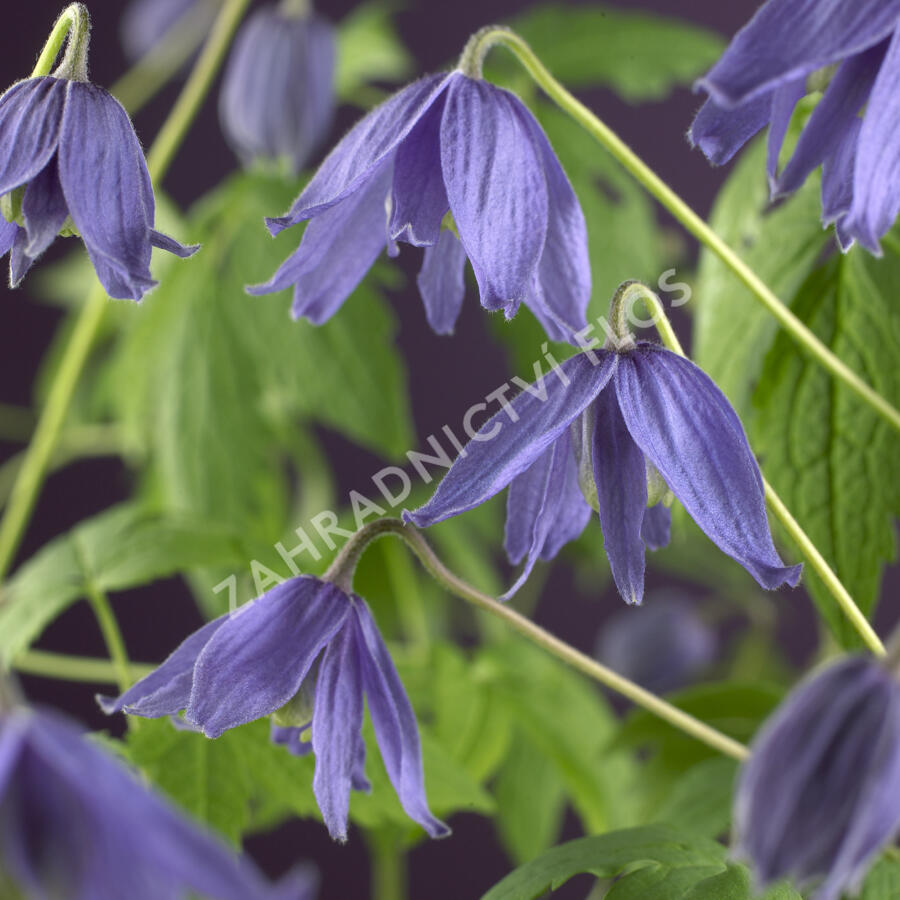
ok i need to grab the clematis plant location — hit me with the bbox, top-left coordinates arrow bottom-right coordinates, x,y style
99,575 -> 448,843
249,40 -> 590,340
690,0 -> 900,252
406,285 -> 801,604
0,5 -> 197,299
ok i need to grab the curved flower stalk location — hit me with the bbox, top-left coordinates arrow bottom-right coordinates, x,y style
735,655 -> 900,900
0,706 -> 316,900
0,8 -> 198,300
99,575 -> 448,843
406,343 -> 801,605
595,592 -> 716,695
690,0 -> 900,253
249,64 -> 590,341
219,3 -> 335,174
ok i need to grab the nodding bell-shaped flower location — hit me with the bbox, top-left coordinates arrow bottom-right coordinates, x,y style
0,6 -> 198,300
595,592 -> 717,695
734,655 -> 900,900
405,321 -> 801,604
248,29 -> 590,342
219,3 -> 335,175
0,705 -> 317,900
98,575 -> 449,844
689,0 -> 900,253
120,0 -> 220,63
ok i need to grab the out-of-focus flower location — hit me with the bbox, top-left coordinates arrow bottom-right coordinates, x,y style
249,69 -> 590,341
734,655 -> 900,900
0,74 -> 198,299
690,0 -> 900,253
219,4 -> 335,174
406,343 -> 801,604
595,592 -> 716,694
120,0 -> 220,62
0,706 -> 317,900
99,575 -> 448,843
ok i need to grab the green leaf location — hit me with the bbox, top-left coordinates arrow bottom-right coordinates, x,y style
108,172 -> 412,541
753,241 -> 900,644
693,134 -> 830,419
681,864 -> 751,900
126,719 -> 253,844
0,503 -> 244,664
484,639 -> 639,836
505,5 -> 724,101
607,864 -> 725,900
656,757 -> 737,840
336,3 -> 413,101
862,858 -> 900,899
494,737 -> 567,866
480,825 -> 728,900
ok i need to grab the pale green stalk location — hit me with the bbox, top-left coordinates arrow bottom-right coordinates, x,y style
12,650 -> 155,684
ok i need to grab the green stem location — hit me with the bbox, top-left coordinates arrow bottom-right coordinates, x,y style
0,0 -> 249,588
145,0 -> 252,184
83,579 -> 132,694
32,3 -> 90,80
12,649 -> 155,684
367,828 -> 408,900
468,28 -> 900,438
328,520 -> 750,762
634,283 -> 887,657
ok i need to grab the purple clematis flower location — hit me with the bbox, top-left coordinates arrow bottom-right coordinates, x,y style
734,656 -> 900,900
120,0 -> 220,62
219,5 -> 335,174
99,575 -> 448,843
689,0 -> 900,253
405,343 -> 801,605
0,706 -> 316,900
249,69 -> 590,341
0,75 -> 198,299
595,592 -> 716,695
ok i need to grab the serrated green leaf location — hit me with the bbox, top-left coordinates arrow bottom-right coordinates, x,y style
481,825 -> 727,900
503,5 -> 724,101
126,719 -> 252,844
0,503 -> 245,664
336,2 -> 413,101
108,172 -> 412,543
753,242 -> 900,645
693,134 -> 830,418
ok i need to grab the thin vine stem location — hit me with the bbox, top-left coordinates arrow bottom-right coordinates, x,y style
0,0 -> 250,589
327,519 -> 750,762
12,650 -> 155,684
463,27 -> 900,438
85,584 -> 132,695
631,283 -> 887,657
31,3 -> 90,80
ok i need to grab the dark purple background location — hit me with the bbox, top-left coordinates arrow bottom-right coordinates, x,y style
2,1 -> 896,898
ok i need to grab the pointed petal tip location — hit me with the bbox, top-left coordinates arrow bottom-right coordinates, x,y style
265,215 -> 293,236
95,693 -> 120,715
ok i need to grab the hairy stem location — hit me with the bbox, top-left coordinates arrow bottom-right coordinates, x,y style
0,0 -> 250,588
32,3 -> 90,80
330,519 -> 749,762
633,283 -> 886,656
468,28 -> 900,437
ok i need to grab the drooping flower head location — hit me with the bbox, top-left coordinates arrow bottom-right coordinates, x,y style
734,655 -> 900,900
249,47 -> 591,341
219,3 -> 335,174
0,8 -> 198,299
99,575 -> 449,843
0,705 -> 316,900
120,0 -> 220,62
595,592 -> 717,694
405,324 -> 801,604
689,0 -> 900,253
